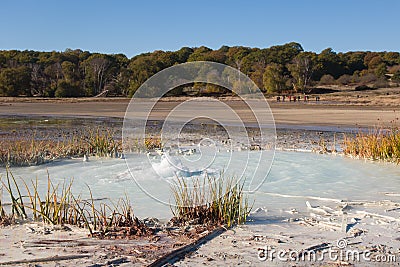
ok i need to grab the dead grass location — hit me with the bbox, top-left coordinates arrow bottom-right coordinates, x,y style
0,168 -> 151,238
0,128 -> 122,167
343,127 -> 400,163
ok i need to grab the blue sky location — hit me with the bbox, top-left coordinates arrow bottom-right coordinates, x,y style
1,0 -> 399,57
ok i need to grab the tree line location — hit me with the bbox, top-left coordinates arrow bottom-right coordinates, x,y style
1,42 -> 400,97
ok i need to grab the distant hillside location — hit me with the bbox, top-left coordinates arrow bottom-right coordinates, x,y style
0,43 -> 399,97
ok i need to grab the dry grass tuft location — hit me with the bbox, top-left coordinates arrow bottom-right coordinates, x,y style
170,174 -> 252,228
0,168 -> 151,238
0,128 -> 122,167
343,127 -> 400,163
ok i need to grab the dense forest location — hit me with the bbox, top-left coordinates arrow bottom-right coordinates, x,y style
0,42 -> 400,97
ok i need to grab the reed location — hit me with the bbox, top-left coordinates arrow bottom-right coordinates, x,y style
171,174 -> 252,228
0,174 -> 13,225
1,167 -> 27,219
85,128 -> 121,157
0,128 -> 122,167
343,127 -> 400,163
22,172 -> 75,225
144,136 -> 162,150
0,169 -> 149,238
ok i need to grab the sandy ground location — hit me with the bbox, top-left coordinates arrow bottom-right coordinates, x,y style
176,199 -> 400,266
2,198 -> 399,266
0,98 -> 399,129
0,222 -> 211,266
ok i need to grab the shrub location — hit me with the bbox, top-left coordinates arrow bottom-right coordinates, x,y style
359,73 -> 378,84
351,73 -> 360,84
319,74 -> 335,85
392,70 -> 400,83
336,74 -> 352,85
355,85 -> 373,91
373,77 -> 389,88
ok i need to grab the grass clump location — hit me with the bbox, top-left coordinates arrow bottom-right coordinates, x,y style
343,127 -> 400,163
0,168 -> 150,238
0,128 -> 122,167
0,170 -> 20,226
144,136 -> 162,150
171,174 -> 252,228
85,128 -> 121,158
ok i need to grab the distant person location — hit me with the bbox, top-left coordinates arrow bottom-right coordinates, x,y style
277,96 -> 281,102
282,95 -> 285,102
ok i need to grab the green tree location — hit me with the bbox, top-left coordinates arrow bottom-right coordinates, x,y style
204,70 -> 226,95
43,61 -> 64,96
226,46 -> 251,67
316,48 -> 344,79
263,63 -> 286,93
287,52 -> 317,93
174,47 -> 193,63
392,70 -> 400,83
61,61 -> 80,83
0,66 -> 31,96
127,55 -> 159,97
264,42 -> 303,65
82,54 -> 111,96
187,46 -> 213,62
375,63 -> 387,77
0,53 -> 6,68
383,52 -> 400,66
3,43 -> 400,98
30,63 -> 48,96
341,52 -> 366,74
55,80 -> 82,97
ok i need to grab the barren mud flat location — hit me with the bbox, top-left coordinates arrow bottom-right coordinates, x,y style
0,97 -> 399,128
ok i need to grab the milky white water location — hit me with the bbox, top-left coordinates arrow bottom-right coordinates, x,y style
2,151 -> 400,221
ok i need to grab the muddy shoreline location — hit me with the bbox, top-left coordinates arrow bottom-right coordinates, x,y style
1,98 -> 399,129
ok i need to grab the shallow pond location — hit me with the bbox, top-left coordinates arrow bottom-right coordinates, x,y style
2,151 -> 399,221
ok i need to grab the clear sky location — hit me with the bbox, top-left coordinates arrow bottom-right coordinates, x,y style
1,0 -> 399,58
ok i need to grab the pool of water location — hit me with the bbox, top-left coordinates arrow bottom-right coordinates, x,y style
2,151 -> 400,221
